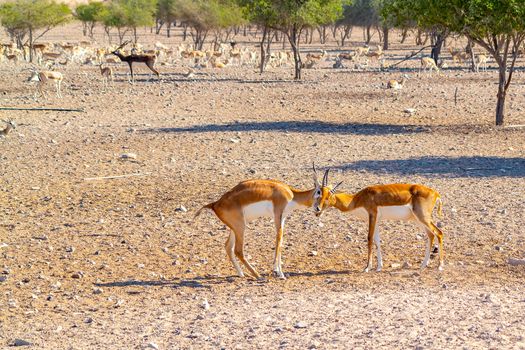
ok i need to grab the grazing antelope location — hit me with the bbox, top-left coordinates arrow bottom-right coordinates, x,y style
194,165 -> 325,279
0,119 -> 16,138
313,170 -> 444,272
306,50 -> 326,61
111,41 -> 159,83
449,47 -> 469,64
387,75 -> 408,90
27,69 -> 63,98
99,63 -> 114,88
366,45 -> 383,60
420,57 -> 440,74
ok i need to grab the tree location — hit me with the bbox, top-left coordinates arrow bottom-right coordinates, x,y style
98,1 -> 129,43
384,0 -> 525,126
253,0 -> 345,80
156,0 -> 178,36
0,0 -> 71,62
76,1 -> 104,38
121,0 -> 157,43
338,0 -> 378,44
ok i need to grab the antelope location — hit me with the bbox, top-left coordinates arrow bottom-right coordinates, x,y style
0,119 -> 16,138
99,64 -> 114,88
313,171 -> 444,272
387,75 -> 408,90
306,50 -> 326,61
366,45 -> 383,60
194,165 -> 325,279
420,57 -> 440,74
354,46 -> 369,58
476,54 -> 489,72
449,47 -> 468,64
27,69 -> 63,98
111,41 -> 159,83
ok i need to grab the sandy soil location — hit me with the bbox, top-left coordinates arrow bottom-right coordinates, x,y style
1,25 -> 525,349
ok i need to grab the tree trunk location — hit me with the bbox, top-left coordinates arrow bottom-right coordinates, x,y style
167,22 -> 171,38
365,26 -> 372,45
466,39 -> 476,72
382,26 -> 389,50
400,28 -> 408,44
496,65 -> 506,125
133,27 -> 138,43
259,26 -> 268,74
29,27 -> 33,63
287,25 -> 302,80
430,31 -> 446,65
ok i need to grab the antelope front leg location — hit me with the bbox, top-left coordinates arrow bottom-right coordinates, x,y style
374,225 -> 383,272
273,217 -> 285,279
364,212 -> 377,273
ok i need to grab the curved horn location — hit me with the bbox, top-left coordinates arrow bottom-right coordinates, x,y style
312,162 -> 320,186
322,169 -> 329,187
330,181 -> 343,193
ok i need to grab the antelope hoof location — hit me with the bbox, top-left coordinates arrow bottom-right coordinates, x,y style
363,267 -> 370,273
438,264 -> 444,271
272,270 -> 286,280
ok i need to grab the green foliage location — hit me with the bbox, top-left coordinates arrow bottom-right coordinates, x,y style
76,1 -> 104,23
0,0 -> 71,31
176,0 -> 245,31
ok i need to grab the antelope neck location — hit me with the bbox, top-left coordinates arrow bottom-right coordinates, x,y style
291,188 -> 315,207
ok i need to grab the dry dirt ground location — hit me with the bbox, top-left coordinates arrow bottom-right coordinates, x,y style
1,25 -> 525,349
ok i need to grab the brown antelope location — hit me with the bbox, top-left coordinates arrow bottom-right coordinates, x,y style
0,119 -> 16,138
27,68 -> 63,98
313,170 -> 444,272
194,165 -> 325,279
366,45 -> 383,60
387,75 -> 408,90
420,57 -> 440,74
99,63 -> 114,88
111,41 -> 159,83
449,47 -> 469,64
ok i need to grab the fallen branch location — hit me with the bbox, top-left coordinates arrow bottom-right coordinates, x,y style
388,45 -> 433,69
84,172 -> 150,181
504,124 -> 525,129
0,107 -> 84,112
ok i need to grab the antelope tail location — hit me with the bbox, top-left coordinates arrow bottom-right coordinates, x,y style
194,202 -> 214,220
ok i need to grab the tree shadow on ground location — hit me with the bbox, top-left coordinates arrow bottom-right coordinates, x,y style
333,156 -> 525,178
143,121 -> 428,136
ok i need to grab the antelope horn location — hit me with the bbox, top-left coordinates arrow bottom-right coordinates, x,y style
322,169 -> 329,187
312,162 -> 320,186
330,181 -> 343,194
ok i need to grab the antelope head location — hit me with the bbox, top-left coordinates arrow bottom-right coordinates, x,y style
312,167 -> 343,217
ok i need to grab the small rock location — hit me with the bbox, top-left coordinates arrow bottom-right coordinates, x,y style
65,246 -> 75,253
294,321 -> 308,329
92,287 -> 103,295
13,339 -> 32,347
391,263 -> 401,269
230,138 -> 240,143
0,243 -> 8,249
201,299 -> 210,310
0,275 -> 7,283
402,261 -> 411,269
308,251 -> 318,257
495,246 -> 504,251
145,343 -> 159,350
71,272 -> 83,279
84,317 -> 93,324
120,152 -> 137,160
436,222 -> 444,228
175,205 -> 187,213
404,108 -> 416,114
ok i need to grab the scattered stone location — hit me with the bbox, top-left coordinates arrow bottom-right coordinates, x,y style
120,152 -> 137,160
308,251 -> 318,257
391,263 -> 401,269
13,339 -> 32,347
402,261 -> 412,269
294,321 -> 308,329
495,245 -> 504,251
145,342 -> 159,350
230,138 -> 240,143
92,287 -> 103,295
65,246 -> 75,253
84,317 -> 93,324
508,258 -> 525,266
175,205 -> 188,213
71,272 -> 83,279
0,275 -> 7,283
201,299 -> 210,310
404,108 -> 416,114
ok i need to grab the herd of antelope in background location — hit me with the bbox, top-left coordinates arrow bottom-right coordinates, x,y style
0,35 -> 496,100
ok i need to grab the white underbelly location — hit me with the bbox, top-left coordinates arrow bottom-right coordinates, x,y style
350,205 -> 415,221
243,201 -> 275,222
